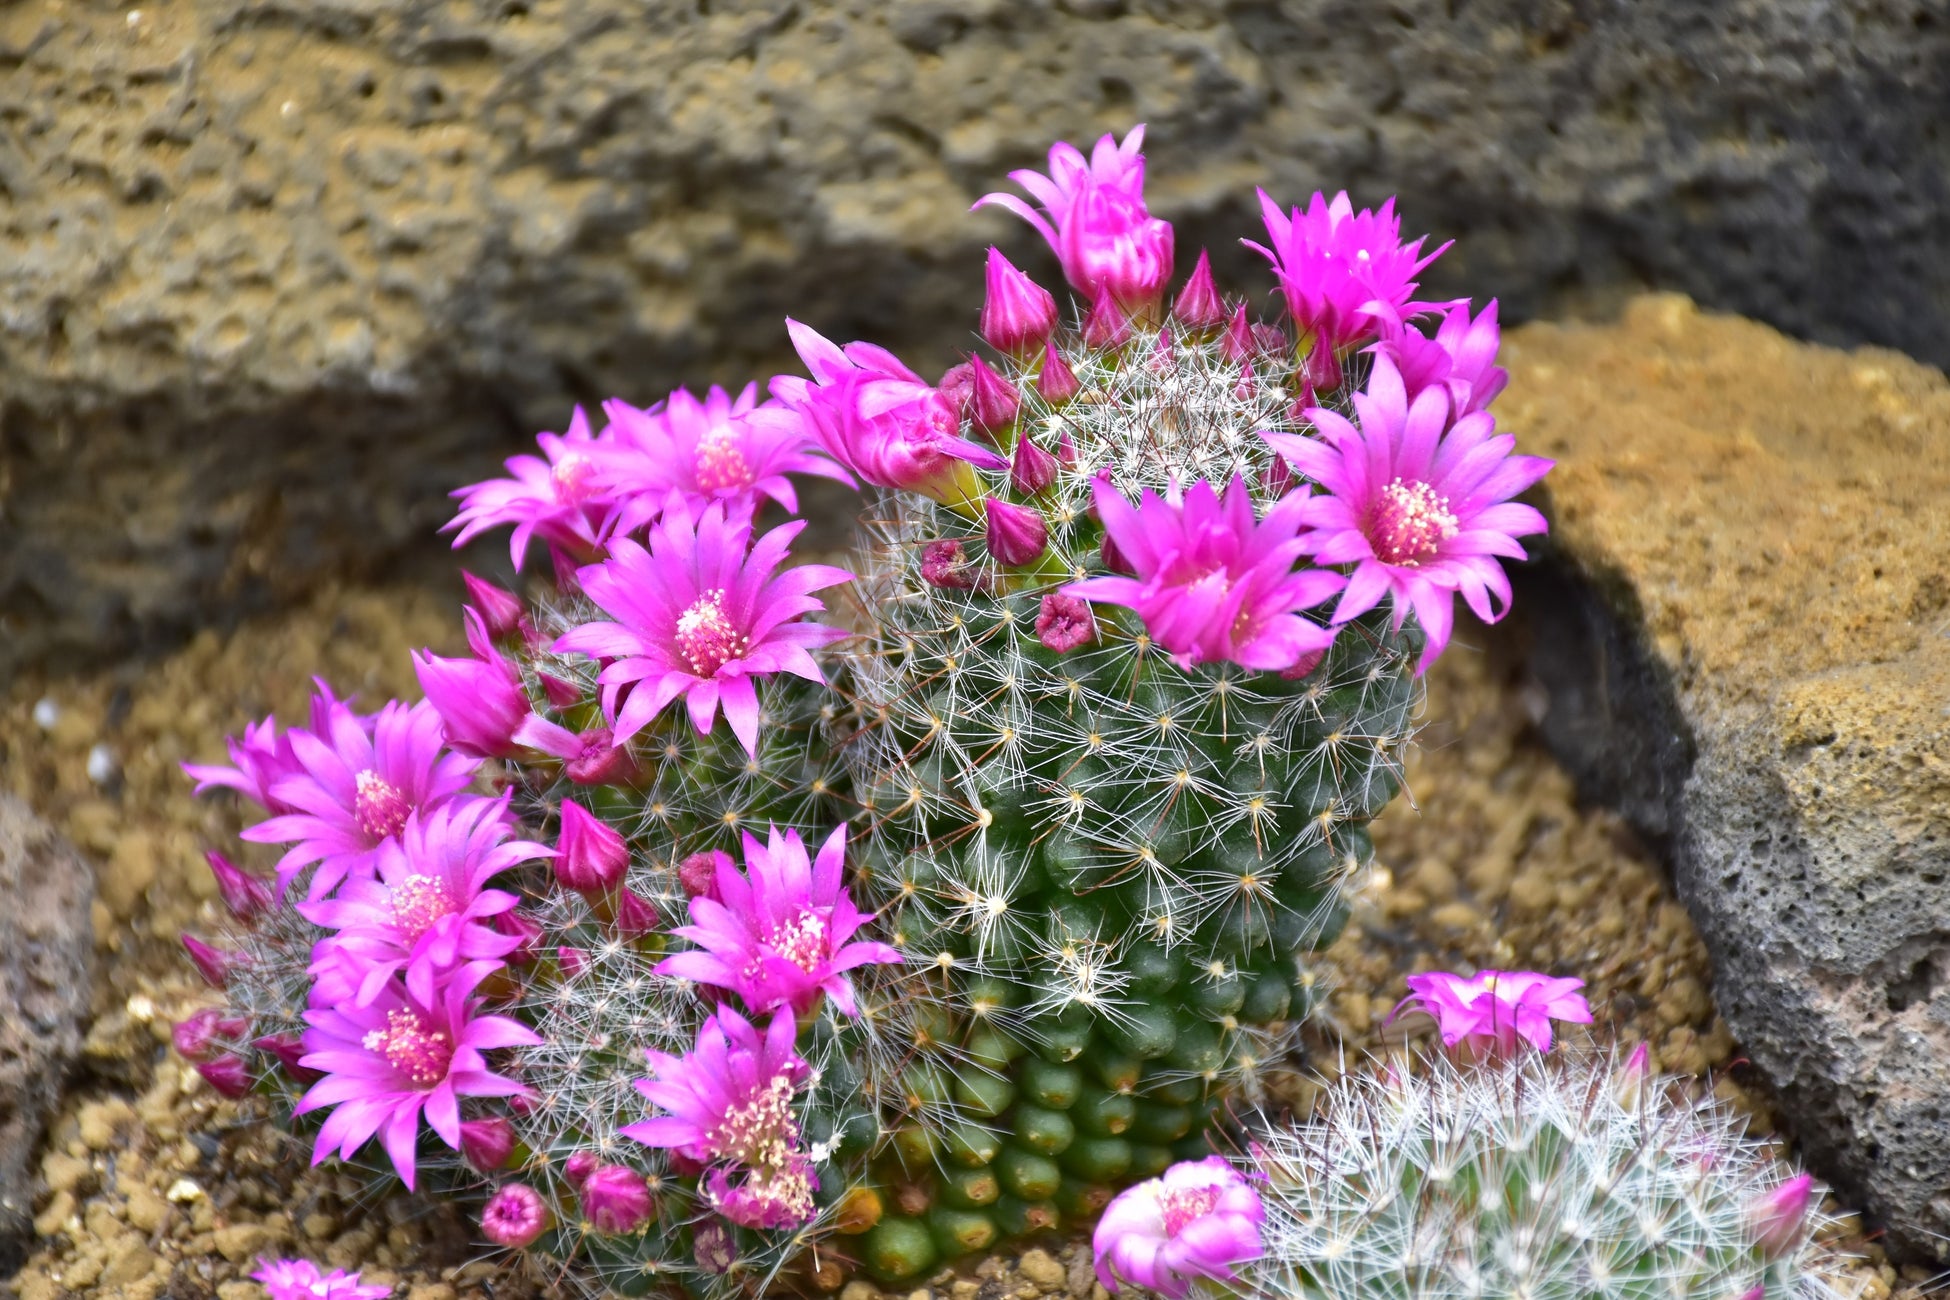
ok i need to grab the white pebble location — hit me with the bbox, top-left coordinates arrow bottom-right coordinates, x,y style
165,1178 -> 204,1203
31,697 -> 59,730
86,744 -> 118,784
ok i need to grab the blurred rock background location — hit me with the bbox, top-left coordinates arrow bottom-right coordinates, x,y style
3,0 -> 1946,680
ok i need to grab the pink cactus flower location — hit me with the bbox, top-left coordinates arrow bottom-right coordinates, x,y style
982,247 -> 1060,356
552,798 -> 629,895
446,406 -> 617,570
1262,353 -> 1553,671
511,715 -> 639,786
580,1163 -> 656,1234
975,125 -> 1175,309
1390,969 -> 1592,1055
1063,475 -> 1345,673
655,825 -> 900,1017
1371,298 -> 1508,418
552,502 -> 854,759
251,1257 -> 393,1300
595,383 -> 849,529
412,608 -> 530,759
296,962 -> 539,1190
480,1183 -> 550,1248
298,795 -> 547,1006
240,691 -> 480,902
1036,593 -> 1097,654
183,714 -> 306,815
771,320 -> 1007,505
623,1006 -> 820,1231
1093,1156 -> 1265,1298
1244,189 -> 1449,355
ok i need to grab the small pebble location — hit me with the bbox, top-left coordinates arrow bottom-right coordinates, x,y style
32,697 -> 59,730
86,743 -> 119,785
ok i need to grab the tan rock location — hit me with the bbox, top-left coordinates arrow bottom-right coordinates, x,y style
212,1221 -> 273,1263
1504,294 -> 1950,1260
1017,1248 -> 1065,1289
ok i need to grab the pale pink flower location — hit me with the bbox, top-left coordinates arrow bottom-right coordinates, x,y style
1244,189 -> 1449,354
1390,969 -> 1592,1055
551,502 -> 853,758
1064,476 -> 1345,672
480,1183 -> 550,1248
975,125 -> 1175,308
1094,1156 -> 1265,1298
251,1257 -> 392,1300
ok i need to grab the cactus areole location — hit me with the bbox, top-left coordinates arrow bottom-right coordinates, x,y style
177,127 -> 1556,1297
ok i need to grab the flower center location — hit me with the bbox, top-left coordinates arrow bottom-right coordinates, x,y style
674,589 -> 747,677
694,425 -> 754,492
362,1008 -> 453,1087
354,770 -> 412,840
551,452 -> 598,504
390,873 -> 456,938
1159,1184 -> 1223,1236
767,910 -> 830,974
706,1073 -> 800,1166
1370,478 -> 1459,567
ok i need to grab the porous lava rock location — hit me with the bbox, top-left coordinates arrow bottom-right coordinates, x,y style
0,795 -> 96,1270
2,0 -> 1946,680
1501,294 -> 1950,1261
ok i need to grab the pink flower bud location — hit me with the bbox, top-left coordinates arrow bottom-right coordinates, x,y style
1083,286 -> 1132,349
557,946 -> 588,977
205,851 -> 272,921
1036,594 -> 1097,654
1100,530 -> 1135,576
1750,1174 -> 1814,1257
461,1117 -> 518,1172
481,1182 -> 550,1248
581,1164 -> 655,1235
495,909 -> 543,965
253,1033 -> 318,1083
182,934 -> 241,988
555,799 -> 628,894
920,538 -> 977,591
1234,360 -> 1257,402
1615,1041 -> 1652,1107
1172,250 -> 1225,330
564,1151 -> 599,1189
173,1008 -> 250,1062
413,608 -> 528,759
195,1053 -> 252,1098
1253,321 -> 1289,357
1301,339 -> 1343,392
1278,648 -> 1327,680
565,728 -> 637,787
1260,449 -> 1292,497
967,354 -> 1020,437
1038,344 -> 1081,402
678,850 -> 730,902
694,1219 -> 736,1274
1221,303 -> 1254,364
984,498 -> 1048,567
1011,438 -> 1059,496
936,361 -> 975,420
462,572 -> 527,641
539,674 -> 582,709
982,248 -> 1059,356
613,887 -> 660,939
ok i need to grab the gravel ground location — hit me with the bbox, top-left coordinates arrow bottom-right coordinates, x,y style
0,580 -> 1925,1300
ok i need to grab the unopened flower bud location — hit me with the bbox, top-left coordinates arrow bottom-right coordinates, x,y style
253,1033 -> 318,1082
1036,594 -> 1097,654
1172,250 -> 1225,330
985,498 -> 1048,567
495,909 -> 543,965
1038,344 -> 1081,402
173,1008 -> 250,1062
1615,1041 -> 1652,1108
1221,303 -> 1255,364
205,851 -> 272,921
556,946 -> 588,976
1301,338 -> 1343,392
461,1117 -> 518,1172
1279,648 -> 1327,680
677,850 -> 730,902
613,886 -> 660,939
1750,1174 -> 1814,1257
981,248 -> 1059,356
539,674 -> 582,709
461,571 -> 527,640
1253,321 -> 1289,357
1083,286 -> 1132,349
1011,438 -> 1059,496
968,354 -> 1020,437
936,361 -> 975,419
195,1053 -> 252,1098
581,1163 -> 655,1235
564,1151 -> 600,1189
183,934 -> 242,988
565,727 -> 636,787
481,1182 -> 551,1248
554,799 -> 628,894
1100,531 -> 1135,576
919,538 -> 976,591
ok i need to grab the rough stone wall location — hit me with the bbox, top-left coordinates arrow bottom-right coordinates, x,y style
3,0 -> 1946,678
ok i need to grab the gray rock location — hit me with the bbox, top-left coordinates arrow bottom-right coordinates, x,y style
0,795 -> 95,1269
2,1 -> 1946,679
1498,296 -> 1950,1261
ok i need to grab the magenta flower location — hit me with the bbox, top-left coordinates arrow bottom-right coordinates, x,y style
296,962 -> 539,1190
1390,969 -> 1592,1055
771,320 -> 1006,505
552,503 -> 853,758
446,406 -> 617,570
655,825 -> 900,1017
298,795 -> 547,1006
412,608 -> 530,759
512,715 -> 639,786
1063,476 -> 1345,672
622,1007 -> 820,1230
480,1183 -> 550,1248
1244,189 -> 1448,354
251,1257 -> 392,1300
183,714 -> 306,815
241,694 -> 480,901
1094,1156 -> 1265,1298
596,383 -> 848,528
1371,298 -> 1508,418
975,125 -> 1175,309
1262,354 -> 1553,671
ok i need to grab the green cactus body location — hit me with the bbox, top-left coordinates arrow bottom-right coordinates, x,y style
834,318 -> 1421,1278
